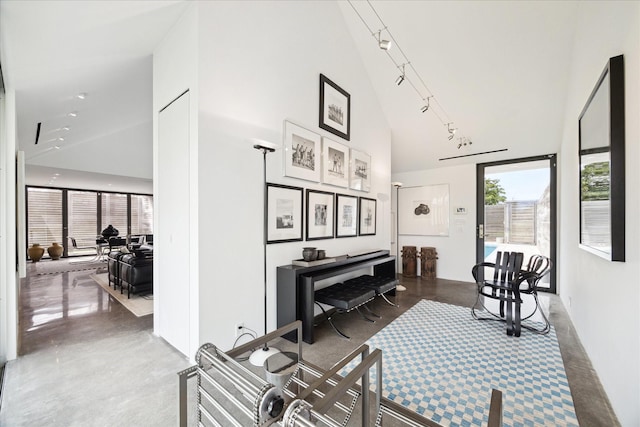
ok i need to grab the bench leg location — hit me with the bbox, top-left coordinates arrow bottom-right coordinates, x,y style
356,307 -> 376,323
362,304 -> 382,319
381,293 -> 399,307
315,302 -> 350,339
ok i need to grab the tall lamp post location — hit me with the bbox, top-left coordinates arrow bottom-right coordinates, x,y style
250,141 -> 280,366
392,182 -> 406,291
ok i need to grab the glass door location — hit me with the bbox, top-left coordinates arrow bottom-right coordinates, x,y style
476,155 -> 557,292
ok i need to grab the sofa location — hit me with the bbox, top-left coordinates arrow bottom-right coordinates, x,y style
107,249 -> 153,298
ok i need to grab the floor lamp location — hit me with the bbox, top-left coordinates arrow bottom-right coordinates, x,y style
250,142 -> 280,366
392,182 -> 406,291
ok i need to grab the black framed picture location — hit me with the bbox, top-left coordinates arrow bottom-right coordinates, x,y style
266,183 -> 304,244
335,193 -> 358,238
358,197 -> 377,236
319,74 -> 351,141
306,189 -> 335,241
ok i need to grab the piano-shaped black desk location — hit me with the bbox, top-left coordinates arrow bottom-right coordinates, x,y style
277,250 -> 396,343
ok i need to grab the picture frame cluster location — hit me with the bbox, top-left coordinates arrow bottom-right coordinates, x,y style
267,184 -> 377,244
282,73 -> 371,192
268,74 -> 376,244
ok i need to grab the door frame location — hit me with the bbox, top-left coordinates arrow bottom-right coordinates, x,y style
476,154 -> 557,293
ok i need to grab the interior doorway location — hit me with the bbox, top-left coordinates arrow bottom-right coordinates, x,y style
476,155 -> 557,293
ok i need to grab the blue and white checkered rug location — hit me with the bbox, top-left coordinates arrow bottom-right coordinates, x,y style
341,300 -> 578,427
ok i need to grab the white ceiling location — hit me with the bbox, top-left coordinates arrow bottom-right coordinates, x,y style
1,1 -> 580,185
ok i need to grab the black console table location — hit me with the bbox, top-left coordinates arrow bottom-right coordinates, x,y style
277,250 -> 396,343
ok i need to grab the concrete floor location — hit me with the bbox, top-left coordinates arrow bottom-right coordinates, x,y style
0,265 -> 620,426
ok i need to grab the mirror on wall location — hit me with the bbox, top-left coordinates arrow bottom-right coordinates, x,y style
578,55 -> 625,262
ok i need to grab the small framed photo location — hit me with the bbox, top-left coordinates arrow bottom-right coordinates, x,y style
359,197 -> 377,236
283,120 -> 321,182
267,183 -> 304,244
350,149 -> 371,192
319,74 -> 350,141
335,193 -> 358,238
306,190 -> 335,241
321,137 -> 349,188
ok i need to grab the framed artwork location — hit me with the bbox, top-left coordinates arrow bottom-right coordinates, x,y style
321,137 -> 349,188
306,190 -> 335,241
350,149 -> 371,192
358,197 -> 377,236
283,121 -> 321,182
319,74 -> 350,141
335,193 -> 358,238
398,184 -> 450,236
266,183 -> 304,244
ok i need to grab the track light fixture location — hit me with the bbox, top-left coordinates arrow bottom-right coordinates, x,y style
446,123 -> 456,140
420,96 -> 433,113
395,63 -> 406,85
375,30 -> 392,50
348,1 -> 474,148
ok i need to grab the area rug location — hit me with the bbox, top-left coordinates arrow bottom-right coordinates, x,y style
28,257 -> 107,276
341,300 -> 578,427
90,273 -> 153,317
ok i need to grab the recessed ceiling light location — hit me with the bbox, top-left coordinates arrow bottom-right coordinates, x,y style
68,111 -> 78,118
57,137 -> 64,142
61,126 -> 70,131
54,173 -> 60,176
54,145 -> 61,150
77,93 -> 88,100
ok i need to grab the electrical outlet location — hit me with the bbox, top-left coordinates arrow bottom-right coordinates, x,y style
235,322 -> 244,337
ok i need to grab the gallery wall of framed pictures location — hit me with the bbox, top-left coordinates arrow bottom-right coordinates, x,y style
267,183 -> 377,244
267,73 -> 381,244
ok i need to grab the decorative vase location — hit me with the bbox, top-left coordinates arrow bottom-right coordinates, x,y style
302,247 -> 317,262
28,244 -> 45,263
47,242 -> 63,260
316,249 -> 326,260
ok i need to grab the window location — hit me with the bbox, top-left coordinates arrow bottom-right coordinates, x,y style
68,190 -> 98,255
131,195 -> 153,235
27,188 -> 62,252
101,193 -> 127,236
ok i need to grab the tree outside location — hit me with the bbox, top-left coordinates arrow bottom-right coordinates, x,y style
581,161 -> 609,201
485,178 -> 506,205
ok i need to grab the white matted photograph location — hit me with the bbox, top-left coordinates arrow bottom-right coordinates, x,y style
349,149 -> 371,192
321,137 -> 349,188
306,189 -> 335,240
398,184 -> 450,236
358,197 -> 377,236
267,183 -> 304,244
335,193 -> 358,238
283,120 -> 321,182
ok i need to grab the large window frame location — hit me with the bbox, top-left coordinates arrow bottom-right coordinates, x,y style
26,185 -> 153,258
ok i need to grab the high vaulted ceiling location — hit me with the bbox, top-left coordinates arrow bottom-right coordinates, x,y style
1,0 -> 580,184
338,1 -> 579,172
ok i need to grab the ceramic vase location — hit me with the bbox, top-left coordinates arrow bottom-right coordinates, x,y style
28,244 -> 45,263
302,247 -> 317,262
47,242 -> 63,260
316,250 -> 326,260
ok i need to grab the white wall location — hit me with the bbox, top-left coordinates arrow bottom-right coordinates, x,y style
392,164 -> 476,282
196,1 -> 391,350
152,3 -> 199,358
0,86 -> 18,361
558,2 -> 639,425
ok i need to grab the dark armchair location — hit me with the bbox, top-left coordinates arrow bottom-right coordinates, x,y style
471,251 -> 552,336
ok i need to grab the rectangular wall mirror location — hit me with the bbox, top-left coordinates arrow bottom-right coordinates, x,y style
578,55 -> 625,261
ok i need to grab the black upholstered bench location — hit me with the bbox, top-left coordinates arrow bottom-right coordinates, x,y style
314,282 -> 376,339
344,275 -> 399,307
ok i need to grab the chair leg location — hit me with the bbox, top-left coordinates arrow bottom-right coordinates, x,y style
514,299 -> 522,337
